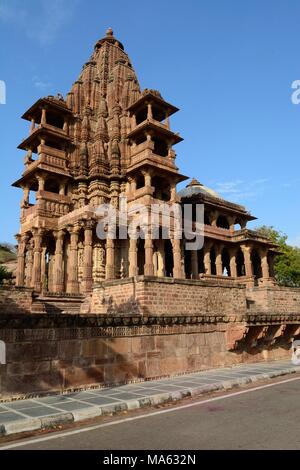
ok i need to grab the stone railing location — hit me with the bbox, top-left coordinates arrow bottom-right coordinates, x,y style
38,144 -> 67,170
130,139 -> 154,157
36,191 -> 71,217
130,148 -> 177,170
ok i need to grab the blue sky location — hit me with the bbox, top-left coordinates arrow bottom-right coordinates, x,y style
0,0 -> 300,245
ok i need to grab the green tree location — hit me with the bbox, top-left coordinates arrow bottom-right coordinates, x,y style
255,225 -> 300,287
0,266 -> 12,285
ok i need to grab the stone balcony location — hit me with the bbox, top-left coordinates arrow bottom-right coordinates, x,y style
30,122 -> 68,139
21,191 -> 71,222
130,117 -> 170,134
23,144 -> 70,177
128,147 -> 178,173
18,123 -> 71,152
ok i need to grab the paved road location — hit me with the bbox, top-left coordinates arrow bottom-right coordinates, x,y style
2,376 -> 300,450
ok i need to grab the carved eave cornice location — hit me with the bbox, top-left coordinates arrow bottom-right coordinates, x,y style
21,97 -> 73,122
18,126 -> 71,151
126,160 -> 188,183
127,120 -> 183,145
127,91 -> 179,117
1,311 -> 300,330
12,163 -> 72,189
180,192 -> 255,220
232,229 -> 279,248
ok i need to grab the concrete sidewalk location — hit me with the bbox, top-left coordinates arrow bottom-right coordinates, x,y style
0,358 -> 299,437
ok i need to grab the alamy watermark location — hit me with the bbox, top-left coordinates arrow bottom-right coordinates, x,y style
0,341 -> 6,365
291,80 -> 300,104
291,340 -> 300,365
95,199 -> 204,250
0,80 -> 6,104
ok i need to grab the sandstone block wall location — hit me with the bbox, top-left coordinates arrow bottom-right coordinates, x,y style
0,287 -> 33,315
0,315 -> 290,400
91,276 -> 247,317
0,280 -> 299,400
247,286 -> 300,314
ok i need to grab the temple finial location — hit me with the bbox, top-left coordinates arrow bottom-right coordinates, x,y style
106,27 -> 113,37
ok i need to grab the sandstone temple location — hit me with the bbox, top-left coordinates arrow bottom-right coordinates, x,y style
0,29 -> 299,398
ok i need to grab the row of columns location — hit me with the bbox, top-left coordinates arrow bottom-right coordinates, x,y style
16,228 -> 274,294
127,237 -> 184,279
201,243 -> 272,279
16,224 -> 96,294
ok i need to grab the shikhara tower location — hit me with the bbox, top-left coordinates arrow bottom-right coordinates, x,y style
13,29 -> 277,297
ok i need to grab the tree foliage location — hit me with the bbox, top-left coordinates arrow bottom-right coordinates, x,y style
255,225 -> 300,287
0,266 -> 12,285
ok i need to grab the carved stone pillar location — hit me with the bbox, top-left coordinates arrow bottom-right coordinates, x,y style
242,245 -> 253,277
147,103 -> 153,119
215,245 -> 223,276
144,237 -> 154,276
131,179 -> 137,193
204,244 -> 212,275
211,211 -> 218,227
15,234 -> 27,287
261,249 -> 270,279
25,240 -> 34,288
143,170 -> 152,188
53,230 -> 65,293
37,174 -> 45,192
230,250 -> 238,278
30,118 -> 35,134
93,242 -> 106,283
268,252 -> 275,278
67,226 -> 80,294
172,238 -> 184,279
157,240 -> 165,277
21,185 -> 30,209
105,238 -> 115,280
59,181 -> 66,196
83,224 -> 93,293
41,247 -> 47,291
131,114 -> 136,129
31,230 -> 43,292
170,183 -> 176,202
128,237 -> 138,277
191,249 -> 198,279
41,108 -> 46,126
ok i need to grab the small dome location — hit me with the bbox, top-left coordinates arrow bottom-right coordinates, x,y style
178,178 -> 223,200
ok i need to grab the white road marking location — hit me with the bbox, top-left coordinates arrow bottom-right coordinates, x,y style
1,374 -> 300,450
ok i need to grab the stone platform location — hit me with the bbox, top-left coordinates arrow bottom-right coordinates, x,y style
0,277 -> 300,400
